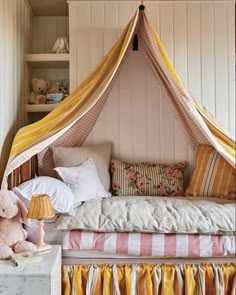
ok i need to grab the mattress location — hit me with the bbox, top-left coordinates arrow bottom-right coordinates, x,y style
55,196 -> 235,234
26,196 -> 235,259
26,220 -> 235,258
63,231 -> 236,258
61,250 -> 235,265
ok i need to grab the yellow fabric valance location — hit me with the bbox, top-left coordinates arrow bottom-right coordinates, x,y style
62,263 -> 236,295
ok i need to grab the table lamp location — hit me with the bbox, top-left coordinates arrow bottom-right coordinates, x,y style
27,194 -> 55,251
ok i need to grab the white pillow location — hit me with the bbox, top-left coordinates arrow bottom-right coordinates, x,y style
14,176 -> 75,215
52,143 -> 112,191
54,158 -> 111,204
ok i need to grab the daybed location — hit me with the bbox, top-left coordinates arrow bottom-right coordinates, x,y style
2,6 -> 235,294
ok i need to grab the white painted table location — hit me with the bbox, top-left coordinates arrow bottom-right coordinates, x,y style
0,245 -> 61,295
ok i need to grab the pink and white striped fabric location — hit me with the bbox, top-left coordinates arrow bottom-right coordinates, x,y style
63,231 -> 236,258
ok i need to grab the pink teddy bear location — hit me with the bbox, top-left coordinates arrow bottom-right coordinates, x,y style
0,190 -> 37,259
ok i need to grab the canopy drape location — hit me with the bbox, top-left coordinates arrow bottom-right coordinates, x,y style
2,8 -> 235,189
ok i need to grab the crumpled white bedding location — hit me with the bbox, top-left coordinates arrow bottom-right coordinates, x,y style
55,196 -> 236,234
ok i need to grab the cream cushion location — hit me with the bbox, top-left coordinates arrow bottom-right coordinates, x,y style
52,143 -> 112,191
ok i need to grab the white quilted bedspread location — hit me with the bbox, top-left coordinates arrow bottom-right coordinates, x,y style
55,196 -> 235,234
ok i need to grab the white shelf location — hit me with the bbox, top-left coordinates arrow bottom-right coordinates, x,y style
26,53 -> 69,68
26,104 -> 59,113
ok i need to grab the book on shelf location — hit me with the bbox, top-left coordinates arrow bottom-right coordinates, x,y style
10,251 -> 43,267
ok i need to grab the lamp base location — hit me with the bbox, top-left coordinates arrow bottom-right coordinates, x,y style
37,220 -> 52,252
37,243 -> 52,252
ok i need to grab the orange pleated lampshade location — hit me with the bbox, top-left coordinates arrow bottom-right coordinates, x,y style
27,194 -> 55,220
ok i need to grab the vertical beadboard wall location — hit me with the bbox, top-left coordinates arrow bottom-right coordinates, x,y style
69,0 -> 235,172
0,0 -> 32,184
31,16 -> 69,90
32,16 -> 69,54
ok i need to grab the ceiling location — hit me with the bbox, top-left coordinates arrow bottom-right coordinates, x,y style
27,0 -> 233,16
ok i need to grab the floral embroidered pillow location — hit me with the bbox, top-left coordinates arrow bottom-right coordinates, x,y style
110,158 -> 185,197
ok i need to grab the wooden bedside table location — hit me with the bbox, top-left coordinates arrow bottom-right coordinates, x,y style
0,245 -> 61,295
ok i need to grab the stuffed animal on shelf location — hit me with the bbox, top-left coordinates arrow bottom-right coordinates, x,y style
0,190 -> 37,260
52,36 -> 69,54
29,77 -> 50,104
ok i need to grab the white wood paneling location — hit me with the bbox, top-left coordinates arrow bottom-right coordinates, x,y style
32,16 -> 69,53
159,3 -> 175,162
227,3 -> 235,137
69,0 -> 235,174
214,3 -> 229,129
104,2 -> 119,54
201,3 -> 215,116
69,2 -> 78,90
187,3 -> 201,101
0,0 -> 32,184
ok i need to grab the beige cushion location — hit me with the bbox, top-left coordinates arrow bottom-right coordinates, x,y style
52,143 -> 112,191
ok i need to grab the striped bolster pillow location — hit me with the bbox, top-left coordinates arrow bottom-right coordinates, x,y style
185,145 -> 235,199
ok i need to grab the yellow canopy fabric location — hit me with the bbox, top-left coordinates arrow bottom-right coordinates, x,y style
11,11 -> 139,160
2,8 -> 235,189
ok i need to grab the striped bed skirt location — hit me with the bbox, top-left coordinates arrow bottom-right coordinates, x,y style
62,263 -> 236,295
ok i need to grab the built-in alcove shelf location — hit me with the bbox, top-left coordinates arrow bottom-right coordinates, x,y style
25,53 -> 69,68
26,104 -> 58,113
